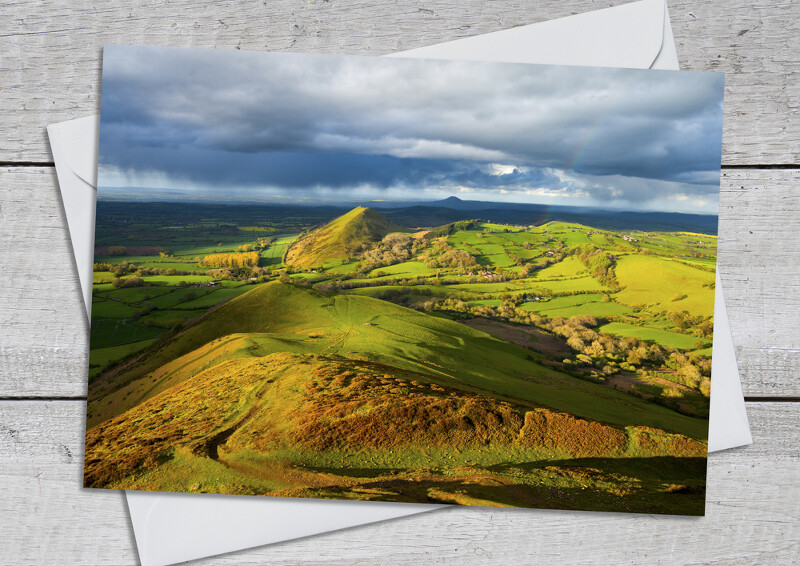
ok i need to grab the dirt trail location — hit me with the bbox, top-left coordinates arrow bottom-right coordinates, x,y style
199,404 -> 261,461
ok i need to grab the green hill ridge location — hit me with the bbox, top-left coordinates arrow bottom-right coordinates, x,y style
283,206 -> 406,268
88,281 -> 707,441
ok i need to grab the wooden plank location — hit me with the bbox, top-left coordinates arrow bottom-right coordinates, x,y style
0,401 -> 136,564
0,167 -> 90,398
1,166 -> 797,397
0,0 -> 798,164
717,169 -> 800,397
0,400 -> 796,564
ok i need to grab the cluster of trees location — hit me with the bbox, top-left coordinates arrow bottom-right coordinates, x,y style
546,314 -> 711,398
201,252 -> 260,269
111,276 -> 144,288
667,311 -> 714,338
233,238 -> 273,253
431,248 -> 478,270
107,246 -> 129,256
204,266 -> 272,281
94,261 -> 202,278
574,245 -> 620,291
359,233 -> 420,271
238,226 -> 278,233
423,220 -> 480,239
518,252 -> 565,277
421,239 -> 478,271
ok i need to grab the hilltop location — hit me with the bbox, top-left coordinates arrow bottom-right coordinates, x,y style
284,206 -> 406,268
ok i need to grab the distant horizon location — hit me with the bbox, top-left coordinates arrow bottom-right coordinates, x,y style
96,186 -> 719,218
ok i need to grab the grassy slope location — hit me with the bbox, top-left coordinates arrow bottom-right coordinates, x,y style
614,255 -> 715,316
284,207 -> 406,268
600,322 -> 710,350
85,351 -> 706,513
88,282 -> 707,440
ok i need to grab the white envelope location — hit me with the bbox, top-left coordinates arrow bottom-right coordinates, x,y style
48,1 -> 751,564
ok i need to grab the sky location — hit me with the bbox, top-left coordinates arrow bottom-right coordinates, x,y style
98,45 -> 725,214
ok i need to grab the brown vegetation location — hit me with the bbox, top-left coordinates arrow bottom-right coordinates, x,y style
629,427 -> 707,457
291,361 -> 525,451
519,409 -> 628,457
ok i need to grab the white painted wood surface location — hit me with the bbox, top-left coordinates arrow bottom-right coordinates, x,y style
0,0 -> 798,564
1,402 -> 797,564
0,0 -> 798,165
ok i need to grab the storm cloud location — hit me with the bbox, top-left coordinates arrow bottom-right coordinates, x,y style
98,45 -> 724,213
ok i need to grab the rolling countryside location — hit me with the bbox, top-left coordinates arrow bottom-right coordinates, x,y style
86,199 -> 716,514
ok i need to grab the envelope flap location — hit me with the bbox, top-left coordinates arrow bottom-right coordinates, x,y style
391,0 -> 666,69
47,118 -> 98,318
49,115 -> 99,187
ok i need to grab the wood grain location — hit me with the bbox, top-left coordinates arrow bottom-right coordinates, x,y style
0,400 -> 796,565
1,1 -> 798,563
1,167 -> 796,397
717,169 -> 800,397
0,0 -> 798,164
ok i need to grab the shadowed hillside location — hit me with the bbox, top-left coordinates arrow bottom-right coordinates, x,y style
284,206 -> 406,268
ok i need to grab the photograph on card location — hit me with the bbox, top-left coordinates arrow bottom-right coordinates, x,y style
85,45 -> 723,515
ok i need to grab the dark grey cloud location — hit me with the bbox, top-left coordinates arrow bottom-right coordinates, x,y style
98,45 -> 724,212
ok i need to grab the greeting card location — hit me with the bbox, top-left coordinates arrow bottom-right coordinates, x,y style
85,45 -> 723,515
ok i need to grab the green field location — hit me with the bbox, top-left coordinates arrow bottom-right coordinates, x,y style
533,256 -> 586,278
614,255 -> 715,316
88,338 -> 159,378
141,309 -> 200,328
143,275 -> 214,285
93,271 -> 115,284
523,294 -> 633,318
600,322 -> 710,350
90,318 -> 166,349
374,261 -> 433,276
173,286 -> 253,309
98,286 -> 175,303
92,298 -> 141,318
343,284 -> 444,297
143,288 -> 216,309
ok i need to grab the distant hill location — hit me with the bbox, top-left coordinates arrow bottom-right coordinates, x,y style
434,196 -> 466,207
284,206 -> 405,268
